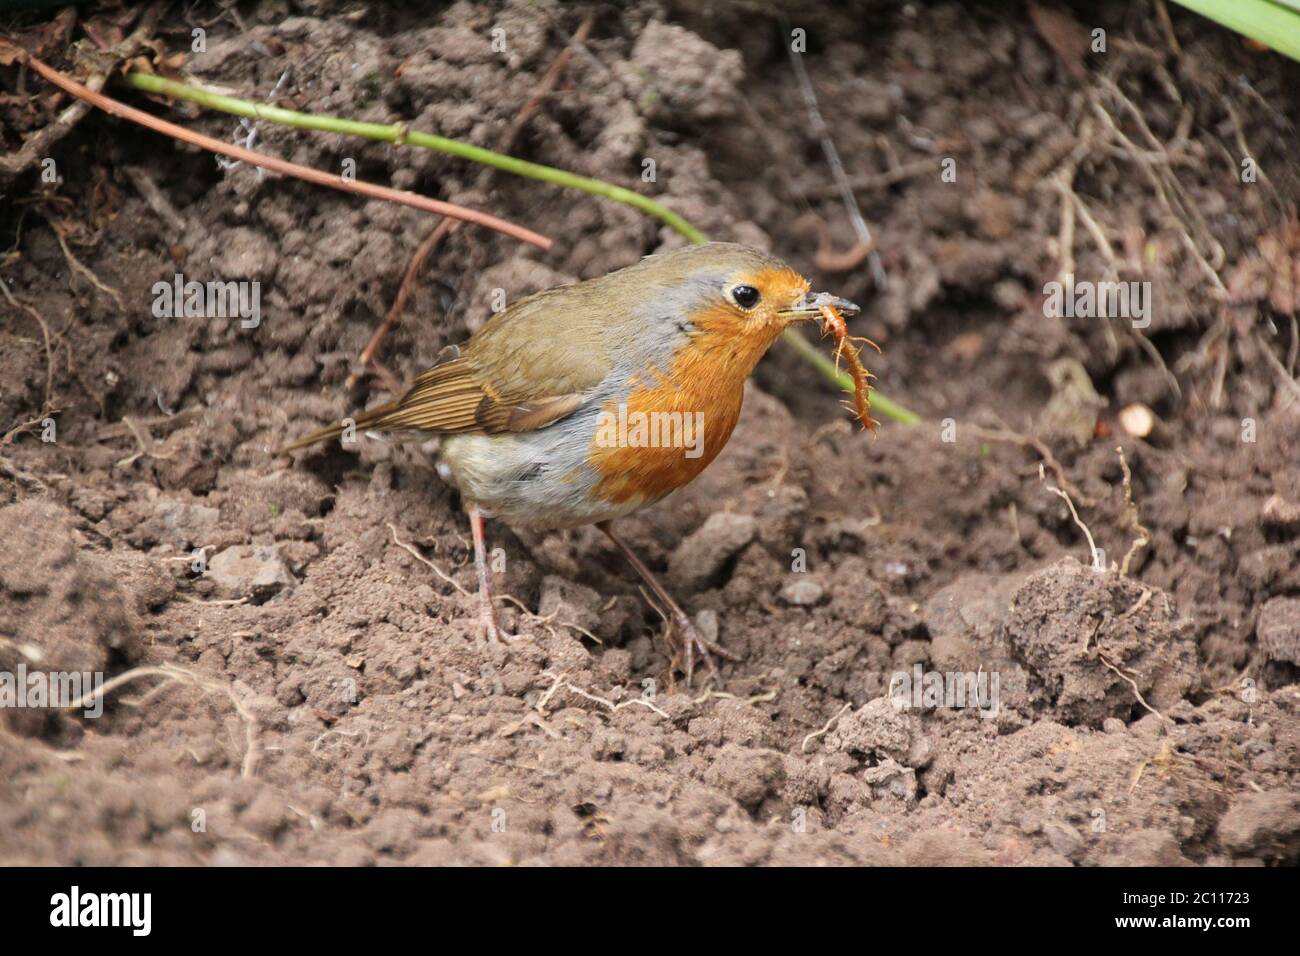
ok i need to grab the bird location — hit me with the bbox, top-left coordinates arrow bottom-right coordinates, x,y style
279,242 -> 859,684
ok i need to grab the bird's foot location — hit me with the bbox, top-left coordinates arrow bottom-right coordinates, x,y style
671,610 -> 740,689
597,521 -> 742,689
466,503 -> 518,646
477,592 -> 519,646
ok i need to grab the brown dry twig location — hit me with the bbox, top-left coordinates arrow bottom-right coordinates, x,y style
0,4 -> 164,178
785,24 -> 887,289
693,688 -> 779,706
349,14 -> 595,389
123,164 -> 188,232
15,52 -> 551,250
497,711 -> 562,740
1,410 -> 58,448
350,218 -> 457,389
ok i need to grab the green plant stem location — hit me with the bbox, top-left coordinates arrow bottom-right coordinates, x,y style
121,70 -> 922,423
123,72 -> 707,243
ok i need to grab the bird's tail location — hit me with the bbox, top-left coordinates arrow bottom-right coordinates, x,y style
274,400 -> 399,455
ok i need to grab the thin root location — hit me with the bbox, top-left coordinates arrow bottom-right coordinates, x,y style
63,662 -> 262,777
387,522 -> 469,596
1116,447 -> 1151,576
802,702 -> 853,754
1099,652 -> 1171,734
1039,463 -> 1104,571
535,670 -> 669,719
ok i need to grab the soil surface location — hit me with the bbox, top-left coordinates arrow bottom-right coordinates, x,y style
2,0 -> 1298,866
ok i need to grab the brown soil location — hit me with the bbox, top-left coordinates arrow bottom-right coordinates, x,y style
1,0 -> 1297,866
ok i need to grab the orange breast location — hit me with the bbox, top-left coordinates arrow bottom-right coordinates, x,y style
588,319 -> 756,507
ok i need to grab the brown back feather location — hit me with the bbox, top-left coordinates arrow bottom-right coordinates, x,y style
278,284 -> 614,454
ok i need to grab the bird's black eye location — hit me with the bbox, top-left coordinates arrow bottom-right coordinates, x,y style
730,285 -> 761,310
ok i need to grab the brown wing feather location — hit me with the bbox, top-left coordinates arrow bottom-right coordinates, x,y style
501,393 -> 588,432
366,357 -> 489,433
363,358 -> 588,435
279,280 -> 620,454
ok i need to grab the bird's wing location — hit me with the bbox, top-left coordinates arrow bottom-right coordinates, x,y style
360,284 -> 615,435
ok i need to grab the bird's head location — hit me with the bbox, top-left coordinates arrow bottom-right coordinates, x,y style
627,243 -> 859,374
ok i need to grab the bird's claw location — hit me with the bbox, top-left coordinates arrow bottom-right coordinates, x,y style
478,598 -> 517,646
672,612 -> 739,688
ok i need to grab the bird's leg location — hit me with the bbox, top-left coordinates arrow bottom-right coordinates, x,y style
597,522 -> 739,687
467,504 -> 507,644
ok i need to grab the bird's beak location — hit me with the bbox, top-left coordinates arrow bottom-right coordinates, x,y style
778,291 -> 861,323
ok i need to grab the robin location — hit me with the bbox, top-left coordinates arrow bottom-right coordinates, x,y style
280,242 -> 859,684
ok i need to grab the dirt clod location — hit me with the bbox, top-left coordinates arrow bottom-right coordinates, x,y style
206,545 -> 297,601
1257,597 -> 1300,667
667,512 -> 757,591
1216,791 -> 1300,862
1006,559 -> 1199,726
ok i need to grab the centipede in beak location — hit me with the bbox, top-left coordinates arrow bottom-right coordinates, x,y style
818,304 -> 881,435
